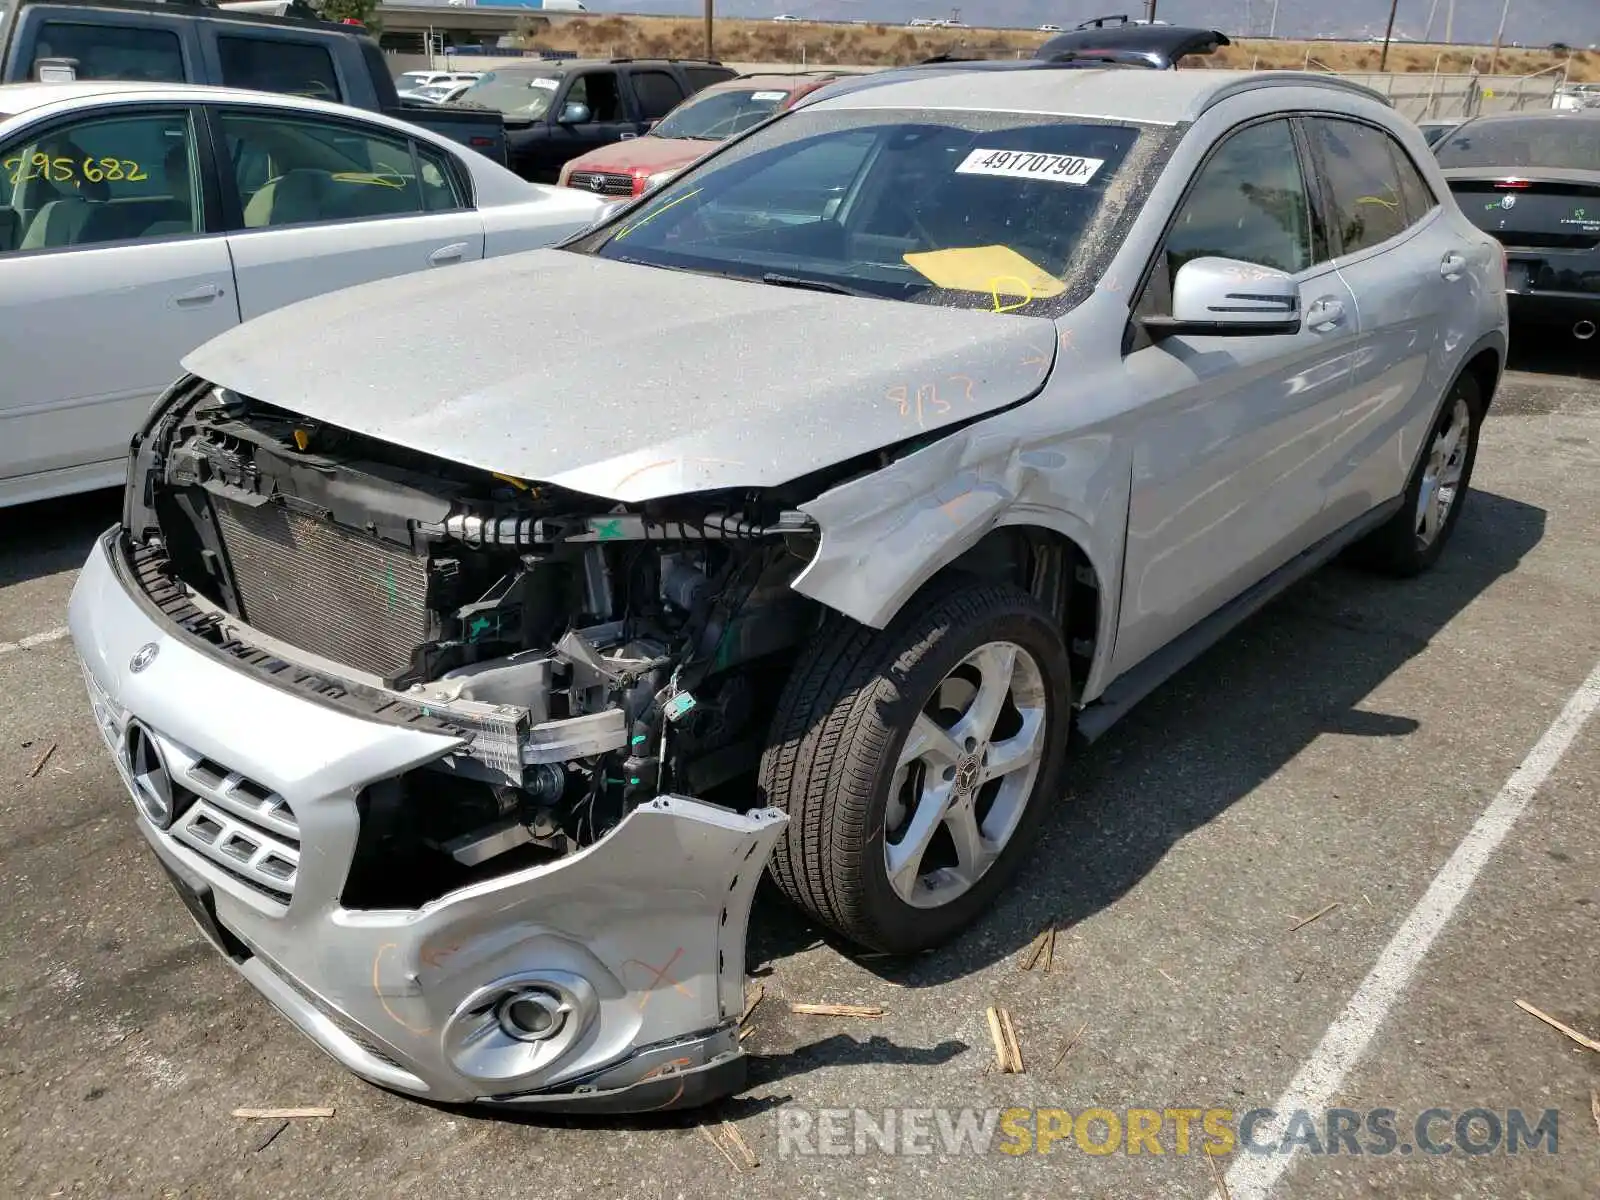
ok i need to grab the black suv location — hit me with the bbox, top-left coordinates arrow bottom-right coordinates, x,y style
453,57 -> 737,183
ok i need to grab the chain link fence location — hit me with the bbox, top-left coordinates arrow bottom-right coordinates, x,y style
1307,61 -> 1567,121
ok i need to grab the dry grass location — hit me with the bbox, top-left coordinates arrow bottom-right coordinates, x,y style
514,15 -> 1598,81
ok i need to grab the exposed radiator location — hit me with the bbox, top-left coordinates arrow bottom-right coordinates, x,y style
212,497 -> 429,681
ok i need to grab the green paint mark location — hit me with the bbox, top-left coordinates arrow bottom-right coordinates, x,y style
630,734 -> 647,746
629,776 -> 641,786
593,519 -> 625,541
381,564 -> 399,612
467,615 -> 496,642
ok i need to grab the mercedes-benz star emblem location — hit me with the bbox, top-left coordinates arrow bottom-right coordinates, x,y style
129,643 -> 159,673
125,722 -> 176,829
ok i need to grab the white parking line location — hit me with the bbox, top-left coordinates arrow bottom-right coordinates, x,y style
1217,656 -> 1600,1200
0,626 -> 70,656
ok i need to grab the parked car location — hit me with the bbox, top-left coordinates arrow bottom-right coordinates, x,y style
1434,110 -> 1600,338
1416,118 -> 1460,147
452,58 -> 737,183
0,81 -> 610,507
406,80 -> 477,106
396,71 -> 482,93
71,64 -> 1505,1116
0,0 -> 510,163
557,71 -> 843,197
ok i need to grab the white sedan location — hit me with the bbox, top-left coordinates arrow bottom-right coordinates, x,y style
0,81 -> 610,508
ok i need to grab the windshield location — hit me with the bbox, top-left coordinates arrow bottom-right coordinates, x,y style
1436,118 -> 1600,171
454,70 -> 563,118
653,86 -> 793,141
581,109 -> 1148,314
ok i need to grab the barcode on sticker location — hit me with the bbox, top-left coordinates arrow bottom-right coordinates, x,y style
955,148 -> 1104,185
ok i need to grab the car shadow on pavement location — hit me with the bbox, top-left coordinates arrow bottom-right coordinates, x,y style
748,486 -> 1547,994
0,487 -> 120,588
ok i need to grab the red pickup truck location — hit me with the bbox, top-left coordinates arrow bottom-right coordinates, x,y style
557,71 -> 843,198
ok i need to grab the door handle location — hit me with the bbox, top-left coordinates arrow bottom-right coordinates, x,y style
619,131 -> 638,140
428,242 -> 468,266
1304,296 -> 1346,330
1440,251 -> 1467,279
172,283 -> 223,306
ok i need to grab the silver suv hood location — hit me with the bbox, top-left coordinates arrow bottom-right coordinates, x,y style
183,249 -> 1057,502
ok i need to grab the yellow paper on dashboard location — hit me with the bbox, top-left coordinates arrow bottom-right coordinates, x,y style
902,245 -> 1067,300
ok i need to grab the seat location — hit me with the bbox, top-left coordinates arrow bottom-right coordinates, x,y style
242,168 -> 336,228
0,207 -> 18,254
20,197 -> 94,250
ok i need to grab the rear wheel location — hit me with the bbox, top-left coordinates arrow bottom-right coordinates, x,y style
759,579 -> 1072,953
1355,372 -> 1484,576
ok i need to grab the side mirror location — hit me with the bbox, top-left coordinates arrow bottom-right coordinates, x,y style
1143,256 -> 1301,338
558,102 -> 592,125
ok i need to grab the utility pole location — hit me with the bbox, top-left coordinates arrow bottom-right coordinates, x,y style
1488,0 -> 1511,74
1269,0 -> 1280,38
1423,0 -> 1439,42
1445,0 -> 1455,43
704,0 -> 713,60
1379,0 -> 1400,70
1144,0 -> 1157,23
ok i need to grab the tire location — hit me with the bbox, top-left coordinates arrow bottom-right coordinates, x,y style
758,578 -> 1072,953
1354,371 -> 1485,577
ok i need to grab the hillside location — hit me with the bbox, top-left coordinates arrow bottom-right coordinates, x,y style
521,13 -> 1600,80
590,0 -> 1597,47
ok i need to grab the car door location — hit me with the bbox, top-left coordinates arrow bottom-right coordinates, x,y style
627,68 -> 687,134
1305,115 -> 1465,526
212,106 -> 485,322
1111,117 -> 1363,678
0,104 -> 237,500
548,70 -> 636,169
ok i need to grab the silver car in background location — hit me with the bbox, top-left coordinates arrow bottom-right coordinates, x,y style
0,81 -> 608,508
69,65 -> 1507,1113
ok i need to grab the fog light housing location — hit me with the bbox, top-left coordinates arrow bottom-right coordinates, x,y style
496,988 -> 567,1042
443,969 -> 607,1085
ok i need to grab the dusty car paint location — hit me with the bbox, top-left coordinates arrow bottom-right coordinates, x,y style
182,249 -> 1058,503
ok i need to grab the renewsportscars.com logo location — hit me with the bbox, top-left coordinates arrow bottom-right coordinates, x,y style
775,1106 -> 1562,1158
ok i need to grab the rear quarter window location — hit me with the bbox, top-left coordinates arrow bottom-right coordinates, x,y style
683,65 -> 737,92
30,21 -> 185,82
217,36 -> 342,103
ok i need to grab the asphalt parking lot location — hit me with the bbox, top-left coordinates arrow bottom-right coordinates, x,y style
1,334 -> 1596,1200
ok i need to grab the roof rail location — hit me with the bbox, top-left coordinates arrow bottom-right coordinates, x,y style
1197,71 -> 1394,114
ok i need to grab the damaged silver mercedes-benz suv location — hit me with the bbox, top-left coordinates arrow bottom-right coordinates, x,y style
70,63 -> 1506,1111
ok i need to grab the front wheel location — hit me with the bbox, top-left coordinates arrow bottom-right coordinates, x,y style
1354,371 -> 1484,577
759,579 -> 1072,953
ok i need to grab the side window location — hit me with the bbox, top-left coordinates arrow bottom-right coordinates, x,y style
0,110 -> 201,255
1310,118 -> 1414,255
217,37 -> 342,103
219,112 -> 429,229
1163,119 -> 1314,279
631,70 -> 686,121
684,66 -> 736,92
417,143 -> 466,212
570,72 -> 622,122
31,22 -> 185,82
1387,138 -> 1437,225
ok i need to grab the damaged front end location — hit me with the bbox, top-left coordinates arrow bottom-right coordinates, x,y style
80,375 -> 861,1108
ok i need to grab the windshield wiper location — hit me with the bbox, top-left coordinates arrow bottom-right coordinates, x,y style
759,272 -> 878,298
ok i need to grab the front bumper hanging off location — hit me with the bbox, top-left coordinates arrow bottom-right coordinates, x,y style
69,529 -> 788,1112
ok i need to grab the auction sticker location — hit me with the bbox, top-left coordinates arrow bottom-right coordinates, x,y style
529,77 -> 559,90
750,90 -> 788,101
955,148 -> 1104,185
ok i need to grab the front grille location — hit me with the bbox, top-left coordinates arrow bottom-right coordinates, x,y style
569,170 -> 635,196
212,498 -> 428,680
148,733 -> 301,907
